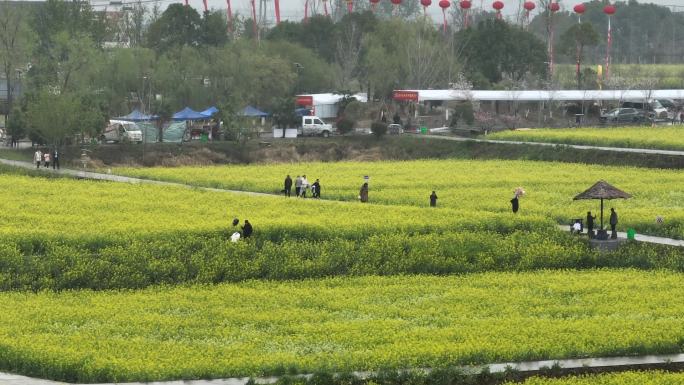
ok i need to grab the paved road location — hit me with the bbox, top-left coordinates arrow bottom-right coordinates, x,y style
2,353 -> 684,385
1,157 -> 681,247
556,225 -> 684,247
418,134 -> 684,156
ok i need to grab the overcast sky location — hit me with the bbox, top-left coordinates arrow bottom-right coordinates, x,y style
87,0 -> 682,25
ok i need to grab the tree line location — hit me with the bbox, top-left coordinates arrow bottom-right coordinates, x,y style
0,0 -> 680,144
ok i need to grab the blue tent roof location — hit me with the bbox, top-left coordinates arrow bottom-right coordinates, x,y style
172,107 -> 208,121
200,106 -> 219,117
116,109 -> 159,121
295,108 -> 312,117
241,106 -> 269,117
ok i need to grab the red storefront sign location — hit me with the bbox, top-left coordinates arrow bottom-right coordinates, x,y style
296,95 -> 314,106
392,91 -> 419,102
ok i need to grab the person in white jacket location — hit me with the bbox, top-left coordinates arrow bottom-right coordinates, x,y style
300,175 -> 309,198
34,150 -> 43,169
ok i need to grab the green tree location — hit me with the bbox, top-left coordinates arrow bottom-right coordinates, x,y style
146,4 -> 202,52
559,22 -> 600,89
6,107 -> 26,147
457,19 -> 547,84
26,92 -> 104,145
200,10 -> 229,46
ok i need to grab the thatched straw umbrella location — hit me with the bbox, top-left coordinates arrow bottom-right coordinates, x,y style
574,180 -> 632,230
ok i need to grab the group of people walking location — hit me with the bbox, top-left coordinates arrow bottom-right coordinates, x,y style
284,175 -> 321,198
33,149 -> 60,170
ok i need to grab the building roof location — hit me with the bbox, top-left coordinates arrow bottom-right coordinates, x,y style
394,89 -> 684,102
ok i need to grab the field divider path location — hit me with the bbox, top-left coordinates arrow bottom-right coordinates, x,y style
0,157 -> 681,247
416,134 -> 684,156
2,353 -> 684,385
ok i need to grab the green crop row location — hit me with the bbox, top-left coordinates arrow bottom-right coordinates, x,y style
0,270 -> 683,382
114,159 -> 684,239
488,126 -> 684,152
2,230 -> 682,291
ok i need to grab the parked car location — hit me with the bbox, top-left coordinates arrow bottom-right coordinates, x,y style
621,100 -> 669,120
388,124 -> 403,135
599,108 -> 647,123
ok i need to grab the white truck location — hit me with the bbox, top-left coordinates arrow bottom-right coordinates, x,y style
102,120 -> 143,143
299,116 -> 333,137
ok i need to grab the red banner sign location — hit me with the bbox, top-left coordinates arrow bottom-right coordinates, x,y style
296,95 -> 314,106
392,91 -> 419,102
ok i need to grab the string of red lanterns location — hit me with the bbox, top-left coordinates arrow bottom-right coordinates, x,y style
523,1 -> 535,28
439,0 -> 450,33
548,2 -> 560,76
604,3 -> 616,80
421,0 -> 432,15
492,1 -> 503,20
459,0 -> 471,28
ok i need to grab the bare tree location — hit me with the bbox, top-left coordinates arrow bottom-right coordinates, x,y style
334,19 -> 363,89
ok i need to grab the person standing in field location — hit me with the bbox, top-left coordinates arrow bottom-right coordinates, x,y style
609,208 -> 618,239
586,211 -> 596,238
284,175 -> 292,197
52,148 -> 60,170
359,182 -> 369,203
295,175 -> 302,197
430,191 -> 438,207
43,151 -> 50,168
34,149 -> 42,169
312,179 -> 321,198
300,175 -> 309,198
242,220 -> 253,238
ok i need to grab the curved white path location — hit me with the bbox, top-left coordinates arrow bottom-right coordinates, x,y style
2,353 -> 684,384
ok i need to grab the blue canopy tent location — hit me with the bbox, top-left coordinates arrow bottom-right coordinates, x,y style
172,107 -> 208,121
116,109 -> 159,121
241,106 -> 269,117
294,107 -> 312,117
200,106 -> 219,117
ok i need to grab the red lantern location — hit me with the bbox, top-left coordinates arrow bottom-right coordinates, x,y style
439,0 -> 450,33
459,0 -> 471,9
421,0 -> 431,6
573,3 -> 585,14
549,2 -> 559,12
391,0 -> 401,5
603,4 -> 616,15
493,0 -> 503,19
523,1 -> 535,11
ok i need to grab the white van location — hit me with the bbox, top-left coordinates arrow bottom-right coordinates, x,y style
102,120 -> 143,143
300,116 -> 333,137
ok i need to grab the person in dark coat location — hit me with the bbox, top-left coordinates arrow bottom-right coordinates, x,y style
359,183 -> 369,203
284,175 -> 292,197
510,196 -> 519,213
609,208 -> 618,239
52,148 -> 60,170
242,220 -> 253,238
429,191 -> 437,207
586,211 -> 596,238
312,179 -> 321,198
